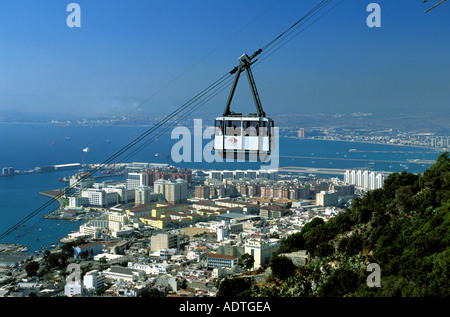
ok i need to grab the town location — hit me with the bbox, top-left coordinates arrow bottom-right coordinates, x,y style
0,162 -> 385,297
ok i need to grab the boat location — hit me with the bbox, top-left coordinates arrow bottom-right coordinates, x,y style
83,147 -> 90,153
349,149 -> 357,152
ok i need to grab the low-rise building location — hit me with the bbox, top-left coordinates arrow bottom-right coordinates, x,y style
102,266 -> 144,282
74,241 -> 103,259
206,254 -> 237,269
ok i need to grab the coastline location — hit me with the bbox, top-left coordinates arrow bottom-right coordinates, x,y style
286,136 -> 446,153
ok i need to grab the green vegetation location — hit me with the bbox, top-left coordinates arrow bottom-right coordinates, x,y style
217,152 -> 450,297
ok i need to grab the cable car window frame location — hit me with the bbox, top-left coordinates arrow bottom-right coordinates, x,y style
225,120 -> 242,136
215,119 -> 223,136
243,120 -> 259,136
259,121 -> 268,136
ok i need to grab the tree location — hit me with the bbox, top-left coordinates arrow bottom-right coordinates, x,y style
45,252 -> 69,269
317,267 -> 364,297
270,255 -> 297,280
141,288 -> 165,297
25,261 -> 39,277
216,277 -> 252,297
241,253 -> 255,271
337,233 -> 363,256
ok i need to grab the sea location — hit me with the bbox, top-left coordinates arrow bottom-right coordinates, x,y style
0,122 -> 443,253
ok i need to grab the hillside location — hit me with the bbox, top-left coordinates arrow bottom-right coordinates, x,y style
218,152 -> 450,297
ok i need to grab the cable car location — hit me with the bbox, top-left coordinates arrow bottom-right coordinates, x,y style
214,52 -> 275,162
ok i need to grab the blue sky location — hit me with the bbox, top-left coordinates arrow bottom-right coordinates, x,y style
0,0 -> 449,118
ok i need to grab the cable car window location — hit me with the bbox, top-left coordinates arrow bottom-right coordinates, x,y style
259,121 -> 268,136
225,120 -> 241,136
243,121 -> 258,136
215,120 -> 223,136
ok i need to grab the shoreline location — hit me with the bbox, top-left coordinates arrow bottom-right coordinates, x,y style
286,136 -> 446,153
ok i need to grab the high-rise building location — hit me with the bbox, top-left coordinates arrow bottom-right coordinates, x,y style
344,170 -> 350,183
150,232 -> 189,252
195,185 -> 210,199
144,170 -> 155,187
154,178 -> 187,204
165,179 -> 188,204
83,270 -> 105,294
344,169 -> 386,190
356,170 -> 362,187
135,185 -> 151,205
363,170 -> 369,189
154,179 -> 167,196
126,172 -> 147,190
376,173 -> 385,190
316,190 -> 339,206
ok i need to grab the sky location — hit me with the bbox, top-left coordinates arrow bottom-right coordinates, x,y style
0,0 -> 449,119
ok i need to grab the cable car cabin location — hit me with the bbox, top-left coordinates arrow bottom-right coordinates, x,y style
214,116 -> 274,162
213,52 -> 275,162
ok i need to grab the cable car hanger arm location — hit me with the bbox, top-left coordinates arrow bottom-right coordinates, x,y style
223,50 -> 266,118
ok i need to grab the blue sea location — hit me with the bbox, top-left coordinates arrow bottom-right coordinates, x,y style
0,122 -> 442,252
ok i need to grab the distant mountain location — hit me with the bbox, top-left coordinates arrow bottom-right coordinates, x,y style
0,110 -> 78,123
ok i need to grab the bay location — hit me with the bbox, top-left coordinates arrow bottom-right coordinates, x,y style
0,122 -> 442,252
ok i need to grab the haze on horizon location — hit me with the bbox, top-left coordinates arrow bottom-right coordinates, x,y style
0,0 -> 449,119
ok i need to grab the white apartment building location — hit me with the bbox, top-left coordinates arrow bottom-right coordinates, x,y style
126,172 -> 147,190
64,280 -> 84,297
79,211 -> 131,238
244,237 -> 280,269
83,270 -> 105,293
69,184 -> 135,208
103,185 -> 130,203
79,225 -> 102,239
344,169 -> 386,190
